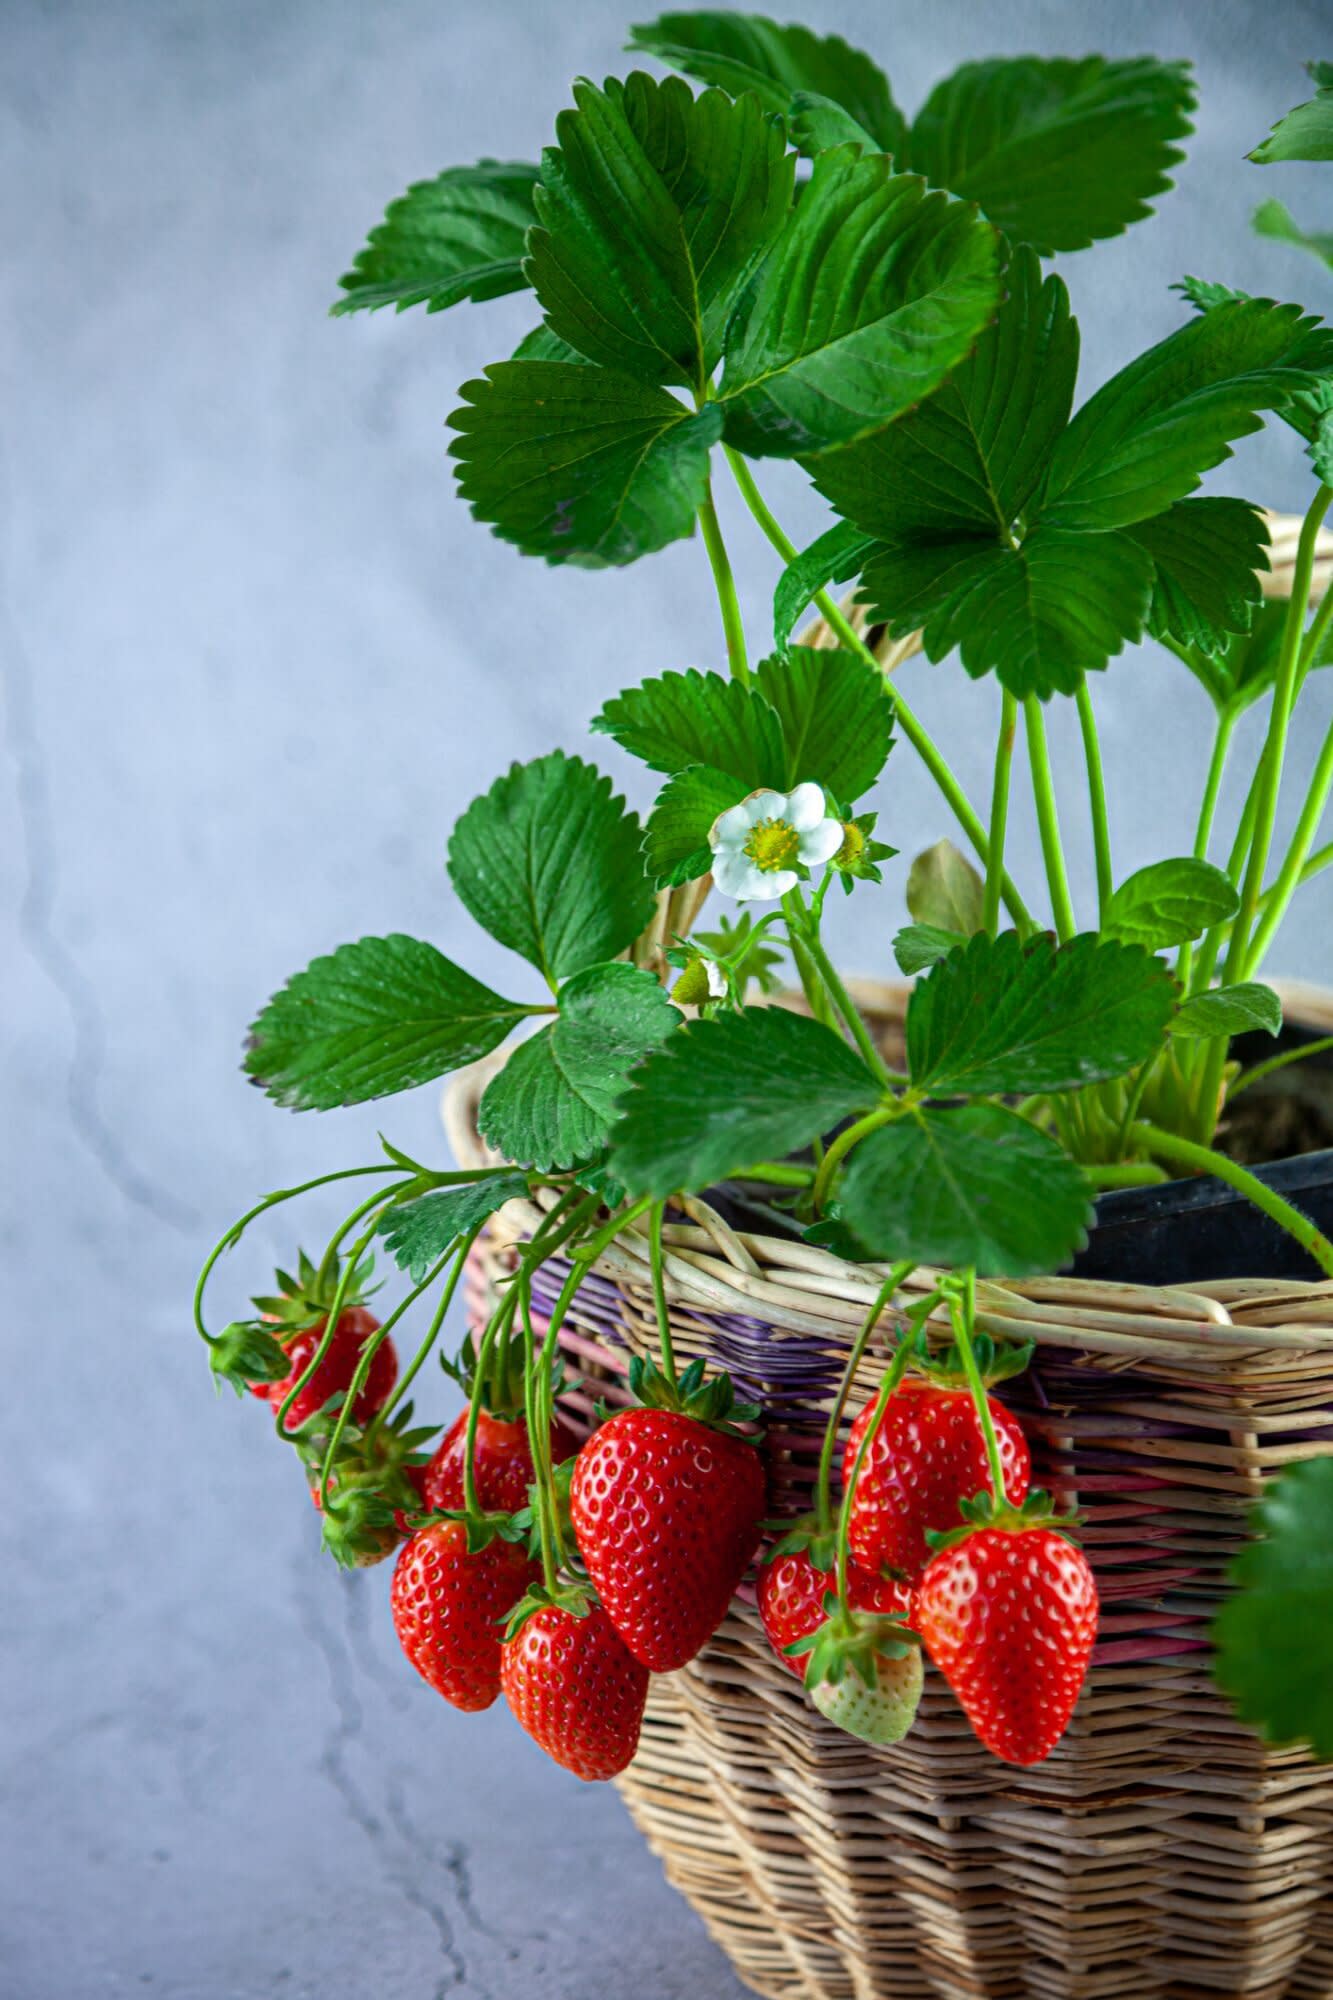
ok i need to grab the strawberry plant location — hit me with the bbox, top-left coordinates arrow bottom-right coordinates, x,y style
197,19 -> 1333,1778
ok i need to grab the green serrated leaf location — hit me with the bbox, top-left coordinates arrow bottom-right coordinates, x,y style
511,323 -> 591,364
377,1173 -> 531,1282
528,72 -> 793,388
753,647 -> 893,804
1128,498 -> 1269,656
1170,983 -> 1283,1040
627,11 -> 908,156
592,669 -> 786,786
892,924 -> 967,976
448,753 -> 657,985
449,360 -> 722,568
643,763 -> 748,887
906,932 -> 1176,1096
1171,599 -> 1294,714
1041,298 -> 1333,533
1249,63 -> 1333,165
480,962 -> 680,1171
718,147 -> 1001,459
1102,858 -> 1240,952
1253,198 -> 1333,274
1213,1457 -> 1333,1756
1314,410 -> 1333,488
332,161 -> 540,316
773,521 -> 877,653
907,56 -> 1195,255
611,1005 -> 881,1196
245,935 -> 530,1111
839,1104 -> 1094,1278
861,524 -> 1154,702
813,246 -> 1079,542
905,840 -> 985,935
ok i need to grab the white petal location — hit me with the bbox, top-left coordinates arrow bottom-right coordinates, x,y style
799,817 -> 845,867
710,802 -> 751,850
750,788 -> 791,822
758,868 -> 799,901
704,960 -> 728,998
785,781 -> 828,831
712,849 -> 757,897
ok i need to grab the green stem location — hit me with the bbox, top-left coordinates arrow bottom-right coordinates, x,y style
1024,697 -> 1076,942
649,1202 -> 676,1387
1244,706 -> 1333,975
1300,567 -> 1333,679
813,1264 -> 913,1534
793,901 -> 891,1082
368,1230 -> 477,1438
319,1250 -> 455,1506
783,891 -> 839,1029
1130,1120 -> 1333,1277
983,691 -> 1017,937
1230,1032 -> 1333,1099
947,1272 -> 1008,1504
813,1105 -> 895,1213
1086,1160 -> 1171,1189
733,1161 -> 817,1188
697,476 -> 750,685
275,1220 -> 381,1439
1074,680 -> 1113,922
833,1323 -> 923,1609
723,447 -> 1033,932
1178,705 -> 1238,988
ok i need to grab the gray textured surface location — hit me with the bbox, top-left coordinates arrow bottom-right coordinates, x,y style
4,3 -> 1332,1995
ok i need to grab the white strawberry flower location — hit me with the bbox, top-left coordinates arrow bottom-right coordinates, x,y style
709,783 -> 843,903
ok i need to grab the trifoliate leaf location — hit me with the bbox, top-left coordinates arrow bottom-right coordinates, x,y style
449,361 -> 722,567
907,56 -> 1195,255
527,72 -> 793,388
1170,600 -> 1294,715
862,526 -> 1154,701
332,161 -> 539,316
611,1005 -> 881,1195
754,647 -> 893,803
480,962 -> 680,1171
1248,62 -> 1333,165
245,935 -> 530,1111
1170,983 -> 1283,1040
1313,410 -> 1333,488
1127,498 -> 1269,656
893,925 -> 967,975
377,1173 -> 531,1282
1172,277 -> 1333,451
627,11 -> 908,156
839,1104 -> 1094,1277
448,753 -> 657,984
592,670 -> 786,786
1040,298 -> 1333,533
1102,858 -> 1240,952
905,841 -> 985,935
717,147 -> 1001,459
906,932 -> 1176,1097
772,521 -> 877,653
812,247 -> 1079,542
643,763 -> 748,886
1253,198 -> 1333,274
1213,1457 -> 1333,1756
511,323 -> 591,363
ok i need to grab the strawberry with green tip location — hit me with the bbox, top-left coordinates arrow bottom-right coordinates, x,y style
570,1356 -> 766,1672
785,1585 -> 924,1746
915,1494 -> 1099,1766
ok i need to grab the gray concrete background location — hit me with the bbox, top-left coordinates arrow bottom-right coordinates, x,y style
4,3 -> 1332,1995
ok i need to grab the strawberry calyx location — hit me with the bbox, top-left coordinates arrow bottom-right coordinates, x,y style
763,1514 -> 839,1575
251,1247 -> 376,1341
414,1503 -> 532,1556
509,1456 -> 576,1559
786,1590 -> 920,1697
917,1331 -> 1034,1390
621,1353 -> 764,1437
502,1576 -> 594,1644
925,1485 -> 1082,1556
441,1330 -> 568,1426
208,1319 -> 290,1395
292,1402 -> 438,1568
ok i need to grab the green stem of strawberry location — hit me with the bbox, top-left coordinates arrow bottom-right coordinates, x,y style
947,1270 -> 1010,1506
467,1288 -> 523,1519
193,1164 -> 406,1349
814,1262 -> 914,1535
274,1217 -> 383,1439
314,1182 -> 405,1296
1129,1121 -> 1333,1277
812,1105 -> 896,1213
649,1201 -> 677,1389
833,1309 -> 933,1609
369,1228 -> 480,1441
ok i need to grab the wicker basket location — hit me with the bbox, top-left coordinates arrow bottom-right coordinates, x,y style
445,977 -> 1333,2000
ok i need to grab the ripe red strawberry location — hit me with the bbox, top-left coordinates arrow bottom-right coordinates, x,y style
500,1602 -> 648,1781
570,1407 -> 766,1672
843,1378 -> 1030,1579
915,1524 -> 1099,1766
270,1306 -> 397,1434
392,1522 -> 537,1712
422,1406 -> 578,1517
757,1545 -> 910,1679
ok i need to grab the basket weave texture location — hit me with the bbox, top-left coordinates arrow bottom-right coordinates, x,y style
446,975 -> 1333,2000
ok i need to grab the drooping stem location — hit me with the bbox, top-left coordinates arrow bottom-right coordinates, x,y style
832,1321 -> 923,1609
371,1230 -> 479,1438
1024,697 -> 1076,942
947,1272 -> 1008,1505
813,1263 -> 913,1533
1244,705 -> 1333,974
649,1201 -> 676,1387
1230,1032 -> 1333,1099
274,1218 -> 381,1439
318,1249 -> 456,1505
789,893 -> 892,1081
983,691 -> 1018,936
723,447 -> 1033,931
1130,1120 -> 1333,1277
1074,680 -> 1113,922
812,1105 -> 895,1212
697,476 -> 750,685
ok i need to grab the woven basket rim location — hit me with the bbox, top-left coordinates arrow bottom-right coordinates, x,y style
444,977 -> 1333,1363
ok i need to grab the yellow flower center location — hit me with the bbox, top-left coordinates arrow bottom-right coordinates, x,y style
835,821 -> 865,868
744,817 -> 801,873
